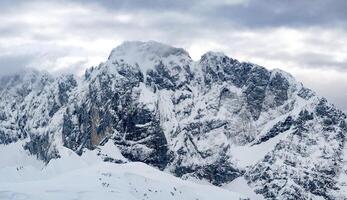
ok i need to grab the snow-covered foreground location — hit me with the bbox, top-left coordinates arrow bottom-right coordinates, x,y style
0,142 -> 247,200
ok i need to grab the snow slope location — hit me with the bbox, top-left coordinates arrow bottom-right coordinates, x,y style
0,142 -> 247,200
223,177 -> 264,200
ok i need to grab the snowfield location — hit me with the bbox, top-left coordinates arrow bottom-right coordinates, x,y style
0,142 -> 247,200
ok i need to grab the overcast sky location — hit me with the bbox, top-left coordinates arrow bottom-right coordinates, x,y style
0,0 -> 346,112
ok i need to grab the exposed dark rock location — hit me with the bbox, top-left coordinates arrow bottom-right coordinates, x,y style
24,134 -> 60,162
268,72 -> 290,106
244,66 -> 271,120
255,116 -> 294,145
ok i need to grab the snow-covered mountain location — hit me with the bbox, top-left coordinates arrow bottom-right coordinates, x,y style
0,41 -> 346,200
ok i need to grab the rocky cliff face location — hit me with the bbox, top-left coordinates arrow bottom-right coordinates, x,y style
0,41 -> 346,199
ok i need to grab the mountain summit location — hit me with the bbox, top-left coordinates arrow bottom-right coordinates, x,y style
108,41 -> 192,73
0,41 -> 346,199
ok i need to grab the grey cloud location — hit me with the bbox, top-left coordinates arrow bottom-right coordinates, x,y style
0,54 -> 32,76
76,0 -> 347,29
75,0 -> 194,12
3,0 -> 347,38
0,0 -> 26,11
247,50 -> 347,72
296,52 -> 347,71
210,0 -> 347,28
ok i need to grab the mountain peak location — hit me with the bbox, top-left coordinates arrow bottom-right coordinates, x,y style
202,51 -> 227,59
108,41 -> 192,72
110,41 -> 189,57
